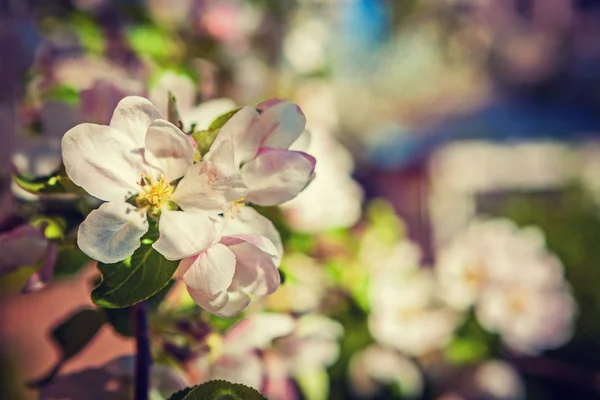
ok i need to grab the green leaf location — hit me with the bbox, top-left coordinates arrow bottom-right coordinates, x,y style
46,85 -> 79,104
53,244 -> 90,278
104,280 -> 175,337
167,380 -> 267,400
28,308 -> 106,387
191,108 -> 241,156
12,173 -> 66,195
208,108 -> 241,131
92,244 -> 178,308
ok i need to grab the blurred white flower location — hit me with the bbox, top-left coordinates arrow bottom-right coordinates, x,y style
369,266 -> 460,356
189,312 -> 343,400
281,128 -> 363,232
436,218 -> 577,353
472,360 -> 525,400
148,71 -> 236,131
349,345 -> 423,398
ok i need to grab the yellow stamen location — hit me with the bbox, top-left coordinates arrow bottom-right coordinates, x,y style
136,173 -> 173,209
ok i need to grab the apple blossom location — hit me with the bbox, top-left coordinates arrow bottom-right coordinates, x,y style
348,345 -> 423,399
369,262 -> 460,356
62,96 -> 246,264
174,206 -> 282,317
209,99 -> 316,206
436,218 -> 577,353
280,129 -> 363,233
188,313 -> 342,399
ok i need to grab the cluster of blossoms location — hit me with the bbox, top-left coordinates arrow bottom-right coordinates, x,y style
185,313 -> 343,399
61,95 -> 315,316
436,218 -> 577,353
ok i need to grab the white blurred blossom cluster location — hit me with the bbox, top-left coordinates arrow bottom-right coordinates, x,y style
188,313 -> 343,400
436,218 -> 577,353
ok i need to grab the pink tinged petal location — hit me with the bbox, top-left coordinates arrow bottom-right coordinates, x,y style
222,207 -> 283,264
257,98 -> 285,111
225,313 -> 295,352
109,96 -> 163,147
61,123 -> 145,202
77,202 -> 148,264
0,225 -> 47,275
214,289 -> 251,318
212,353 -> 264,389
210,106 -> 262,166
187,287 -> 230,313
172,141 -> 247,213
227,241 -> 280,296
262,352 -> 296,400
144,119 -> 195,182
241,148 -> 316,206
182,243 -> 236,294
221,234 -> 277,257
149,72 -> 196,117
153,210 -> 219,260
259,101 -> 306,149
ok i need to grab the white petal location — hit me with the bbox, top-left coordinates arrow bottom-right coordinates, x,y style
225,313 -> 295,352
62,123 -> 145,202
77,202 -> 148,263
222,207 -> 283,265
214,290 -> 252,318
187,287 -> 230,313
109,96 -> 163,147
258,101 -> 306,149
241,148 -> 316,206
153,210 -> 219,260
144,119 -> 194,182
210,106 -> 262,166
211,353 -> 264,389
172,141 -> 247,213
226,241 -> 280,296
181,98 -> 238,131
182,243 -> 236,294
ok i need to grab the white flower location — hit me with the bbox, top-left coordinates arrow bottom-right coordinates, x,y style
174,206 -> 283,317
209,99 -> 316,206
348,345 -> 423,398
471,360 -> 525,400
369,267 -> 460,356
148,71 -> 236,132
280,128 -> 363,233
62,96 -> 246,263
435,218 -> 577,353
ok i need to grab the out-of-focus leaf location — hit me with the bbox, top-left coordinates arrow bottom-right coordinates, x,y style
296,368 -> 329,400
71,14 -> 106,54
167,380 -> 266,400
31,216 -> 67,239
12,173 -> 65,195
53,244 -> 90,278
444,337 -> 489,365
29,308 -> 106,387
46,85 -> 79,104
126,25 -> 182,65
92,244 -> 178,308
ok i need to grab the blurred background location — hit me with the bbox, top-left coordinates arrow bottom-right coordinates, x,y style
4,0 -> 600,399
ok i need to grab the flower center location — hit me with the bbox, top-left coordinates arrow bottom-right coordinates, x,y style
136,174 -> 173,209
227,197 -> 246,219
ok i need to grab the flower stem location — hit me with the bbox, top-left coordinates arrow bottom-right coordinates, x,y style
132,301 -> 151,400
